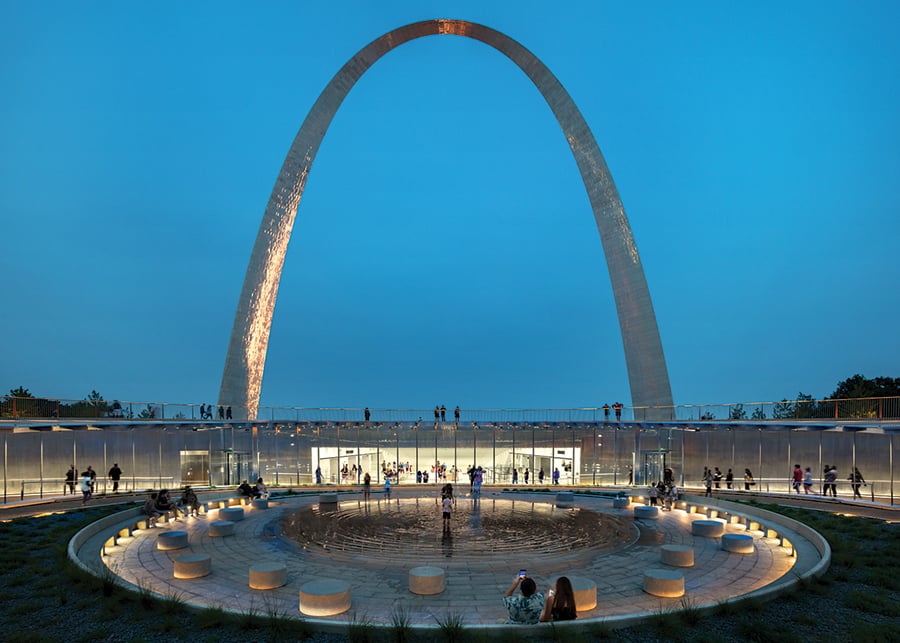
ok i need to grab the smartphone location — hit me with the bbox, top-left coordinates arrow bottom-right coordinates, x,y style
518,569 -> 527,578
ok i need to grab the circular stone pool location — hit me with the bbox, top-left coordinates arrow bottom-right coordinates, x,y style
280,496 -> 636,561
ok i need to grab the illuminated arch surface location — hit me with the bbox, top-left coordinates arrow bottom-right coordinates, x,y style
219,19 -> 674,421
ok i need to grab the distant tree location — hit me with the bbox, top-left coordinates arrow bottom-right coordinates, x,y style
830,374 -> 900,419
751,406 -> 767,420
137,404 -> 156,419
794,392 -> 819,419
773,399 -> 795,419
729,404 -> 747,420
9,386 -> 33,398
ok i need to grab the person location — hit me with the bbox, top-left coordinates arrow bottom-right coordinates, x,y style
65,464 -> 77,495
666,483 -> 678,511
199,403 -> 206,420
142,492 -> 163,526
454,406 -> 460,423
218,405 -> 224,420
602,403 -> 610,421
255,477 -> 268,499
440,405 -> 446,422
315,466 -> 323,485
363,472 -> 371,501
553,467 -> 560,485
524,468 -> 530,484
80,471 -> 93,505
181,486 -> 201,517
512,468 -> 518,484
824,465 -> 837,497
87,466 -> 96,493
383,476 -> 392,500
725,468 -> 734,490
364,407 -> 370,422
792,464 -> 803,494
503,573 -> 545,624
434,405 -> 440,422
108,463 -> 122,493
442,490 -> 452,527
649,484 -> 658,506
238,479 -> 254,498
704,469 -> 713,497
744,468 -> 755,491
540,576 -> 577,622
538,469 -> 545,484
803,467 -> 814,495
225,406 -> 232,420
613,402 -> 623,421
849,467 -> 866,499
156,489 -> 183,519
713,467 -> 723,489
473,467 -> 483,497
627,465 -> 633,485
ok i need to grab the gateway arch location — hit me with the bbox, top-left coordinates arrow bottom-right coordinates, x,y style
218,19 -> 674,421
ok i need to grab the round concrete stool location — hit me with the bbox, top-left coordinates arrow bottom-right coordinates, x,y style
157,530 -> 188,551
722,533 -> 755,554
219,507 -> 245,522
692,519 -> 725,537
643,569 -> 685,598
252,498 -> 269,510
556,491 -> 574,508
634,505 -> 659,519
250,562 -> 288,590
319,493 -> 338,506
409,566 -> 445,595
174,553 -> 211,579
569,576 -> 598,610
299,579 -> 352,616
613,496 -> 629,509
660,544 -> 695,567
208,520 -> 235,537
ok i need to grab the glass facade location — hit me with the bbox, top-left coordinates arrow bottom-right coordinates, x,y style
1,421 -> 896,504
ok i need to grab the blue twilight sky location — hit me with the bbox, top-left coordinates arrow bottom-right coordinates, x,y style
1,1 -> 898,412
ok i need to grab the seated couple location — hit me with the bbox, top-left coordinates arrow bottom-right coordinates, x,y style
503,572 -> 577,624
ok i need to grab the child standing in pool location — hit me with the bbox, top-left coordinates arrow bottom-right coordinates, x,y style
384,476 -> 391,500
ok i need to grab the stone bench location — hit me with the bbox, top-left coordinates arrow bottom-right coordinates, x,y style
174,553 -> 211,579
250,562 -> 287,590
208,520 -> 235,537
319,493 -> 339,506
556,491 -> 574,508
612,496 -> 629,509
643,569 -> 684,598
157,530 -> 189,551
634,505 -> 659,519
570,576 -> 597,610
219,507 -> 245,522
691,519 -> 725,537
660,544 -> 694,567
252,498 -> 269,510
722,533 -> 755,554
409,566 -> 445,595
299,579 -> 352,616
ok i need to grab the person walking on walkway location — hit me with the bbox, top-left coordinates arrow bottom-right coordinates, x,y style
849,467 -> 866,499
743,468 -> 755,491
824,465 -> 837,497
792,464 -> 803,494
704,469 -> 713,497
725,468 -> 734,489
803,467 -> 814,494
108,463 -> 122,493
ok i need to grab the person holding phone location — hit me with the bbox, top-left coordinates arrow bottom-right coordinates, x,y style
540,576 -> 577,622
502,570 -> 545,624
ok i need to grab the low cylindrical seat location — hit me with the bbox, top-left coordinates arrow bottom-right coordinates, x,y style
219,507 -> 245,522
250,562 -> 288,590
722,533 -> 755,554
556,491 -> 574,508
634,505 -> 659,519
660,544 -> 694,567
174,554 -> 211,579
409,566 -> 445,595
299,579 -> 351,616
692,519 -> 725,537
612,497 -> 629,509
643,569 -> 684,598
252,498 -> 269,510
569,576 -> 597,610
208,520 -> 235,537
319,493 -> 338,506
157,530 -> 188,551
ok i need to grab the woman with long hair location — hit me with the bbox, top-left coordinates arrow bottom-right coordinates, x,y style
540,576 -> 577,622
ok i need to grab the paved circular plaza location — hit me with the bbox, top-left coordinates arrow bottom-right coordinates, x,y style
81,488 -> 826,630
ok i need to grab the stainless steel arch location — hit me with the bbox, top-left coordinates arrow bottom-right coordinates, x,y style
218,19 -> 674,421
